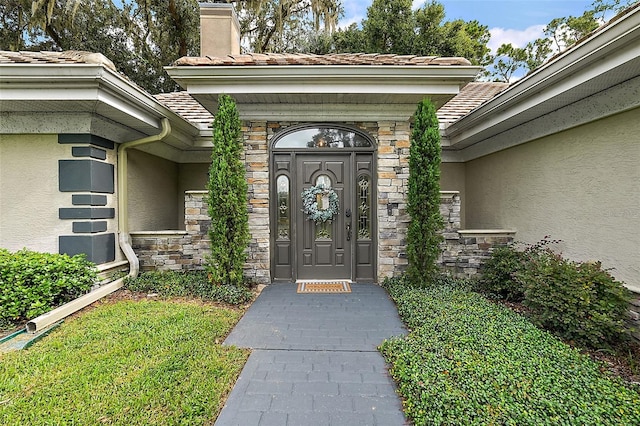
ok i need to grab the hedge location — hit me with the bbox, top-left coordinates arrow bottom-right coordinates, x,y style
0,249 -> 96,327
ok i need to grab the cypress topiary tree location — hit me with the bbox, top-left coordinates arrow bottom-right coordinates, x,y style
206,94 -> 250,286
406,98 -> 444,286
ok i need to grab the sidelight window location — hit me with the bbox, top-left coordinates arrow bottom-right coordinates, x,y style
277,175 -> 290,240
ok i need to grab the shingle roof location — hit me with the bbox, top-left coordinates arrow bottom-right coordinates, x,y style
0,50 -> 116,71
437,82 -> 509,124
2,51 -> 502,126
154,92 -> 213,126
173,53 -> 472,67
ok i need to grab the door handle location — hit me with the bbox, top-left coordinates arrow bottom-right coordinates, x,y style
346,223 -> 352,241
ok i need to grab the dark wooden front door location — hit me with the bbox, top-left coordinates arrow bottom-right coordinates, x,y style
270,125 -> 376,283
296,154 -> 351,280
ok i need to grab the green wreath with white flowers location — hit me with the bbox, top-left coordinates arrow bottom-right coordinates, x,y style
301,184 -> 339,224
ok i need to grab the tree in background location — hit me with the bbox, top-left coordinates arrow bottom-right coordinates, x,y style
406,99 -> 444,286
0,0 -> 199,93
328,0 -> 491,67
228,0 -> 343,53
362,0 -> 415,54
489,0 -> 633,81
206,95 -> 250,287
0,0 -> 344,91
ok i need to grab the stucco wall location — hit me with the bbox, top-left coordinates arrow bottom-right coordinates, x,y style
177,163 -> 209,230
127,149 -> 179,231
440,162 -> 466,228
0,134 -> 69,253
465,107 -> 640,290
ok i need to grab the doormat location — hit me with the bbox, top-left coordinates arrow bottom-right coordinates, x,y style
296,281 -> 351,293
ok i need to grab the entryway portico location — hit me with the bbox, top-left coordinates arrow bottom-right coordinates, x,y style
166,52 -> 480,284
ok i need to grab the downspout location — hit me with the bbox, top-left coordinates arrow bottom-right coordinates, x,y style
23,119 -> 172,334
118,118 -> 172,279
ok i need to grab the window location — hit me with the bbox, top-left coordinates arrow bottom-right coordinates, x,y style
273,127 -> 372,149
277,175 -> 290,240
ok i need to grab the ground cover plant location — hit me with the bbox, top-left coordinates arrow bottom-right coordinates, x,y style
0,297 -> 249,425
125,270 -> 253,305
0,249 -> 96,330
380,277 -> 640,425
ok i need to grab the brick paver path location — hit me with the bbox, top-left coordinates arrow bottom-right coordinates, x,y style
215,283 -> 407,426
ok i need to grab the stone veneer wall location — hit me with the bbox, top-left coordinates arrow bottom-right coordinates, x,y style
628,299 -> 640,342
131,190 -> 510,281
376,121 -> 411,279
131,191 -> 211,272
243,121 -> 271,284
131,120 -> 514,283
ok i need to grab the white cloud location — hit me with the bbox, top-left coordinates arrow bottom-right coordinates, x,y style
412,0 -> 424,9
488,24 -> 545,53
338,15 -> 364,30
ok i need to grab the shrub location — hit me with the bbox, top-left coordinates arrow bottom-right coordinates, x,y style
406,98 -> 444,286
478,245 -> 526,301
480,238 -> 633,348
125,271 -> 253,305
380,284 -> 640,425
206,94 -> 250,287
519,253 -> 632,348
0,249 -> 96,326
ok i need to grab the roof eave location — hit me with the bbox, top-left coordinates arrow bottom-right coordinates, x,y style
165,64 -> 481,121
166,64 -> 481,90
0,63 -> 199,144
444,4 -> 640,155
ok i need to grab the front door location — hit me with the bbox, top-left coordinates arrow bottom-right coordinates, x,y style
270,124 -> 376,283
296,154 -> 351,280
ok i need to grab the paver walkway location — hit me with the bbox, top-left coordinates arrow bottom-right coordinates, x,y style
215,283 -> 407,426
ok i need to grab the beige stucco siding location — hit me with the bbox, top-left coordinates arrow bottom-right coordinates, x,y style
465,107 -> 640,289
440,162 -> 466,228
0,134 -> 68,253
127,149 -> 179,231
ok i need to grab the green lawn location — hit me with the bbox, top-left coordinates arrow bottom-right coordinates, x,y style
0,299 -> 249,425
380,278 -> 640,425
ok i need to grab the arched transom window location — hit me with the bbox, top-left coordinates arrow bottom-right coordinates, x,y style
272,125 -> 374,149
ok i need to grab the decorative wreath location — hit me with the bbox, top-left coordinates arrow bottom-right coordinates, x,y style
301,184 -> 339,224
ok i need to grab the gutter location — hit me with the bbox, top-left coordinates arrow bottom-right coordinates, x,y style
117,118 -> 172,280
24,118 -> 172,335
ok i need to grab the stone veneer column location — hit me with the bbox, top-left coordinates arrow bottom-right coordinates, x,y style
376,121 -> 411,280
242,121 -> 271,284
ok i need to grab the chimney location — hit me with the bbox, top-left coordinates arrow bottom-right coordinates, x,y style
199,2 -> 241,57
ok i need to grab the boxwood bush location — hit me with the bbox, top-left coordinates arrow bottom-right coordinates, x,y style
124,270 -> 253,305
0,249 -> 96,327
380,281 -> 640,425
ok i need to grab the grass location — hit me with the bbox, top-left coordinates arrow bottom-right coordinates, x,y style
0,298 -> 249,425
380,277 -> 640,425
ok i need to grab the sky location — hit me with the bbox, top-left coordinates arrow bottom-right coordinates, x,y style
339,0 -> 598,53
